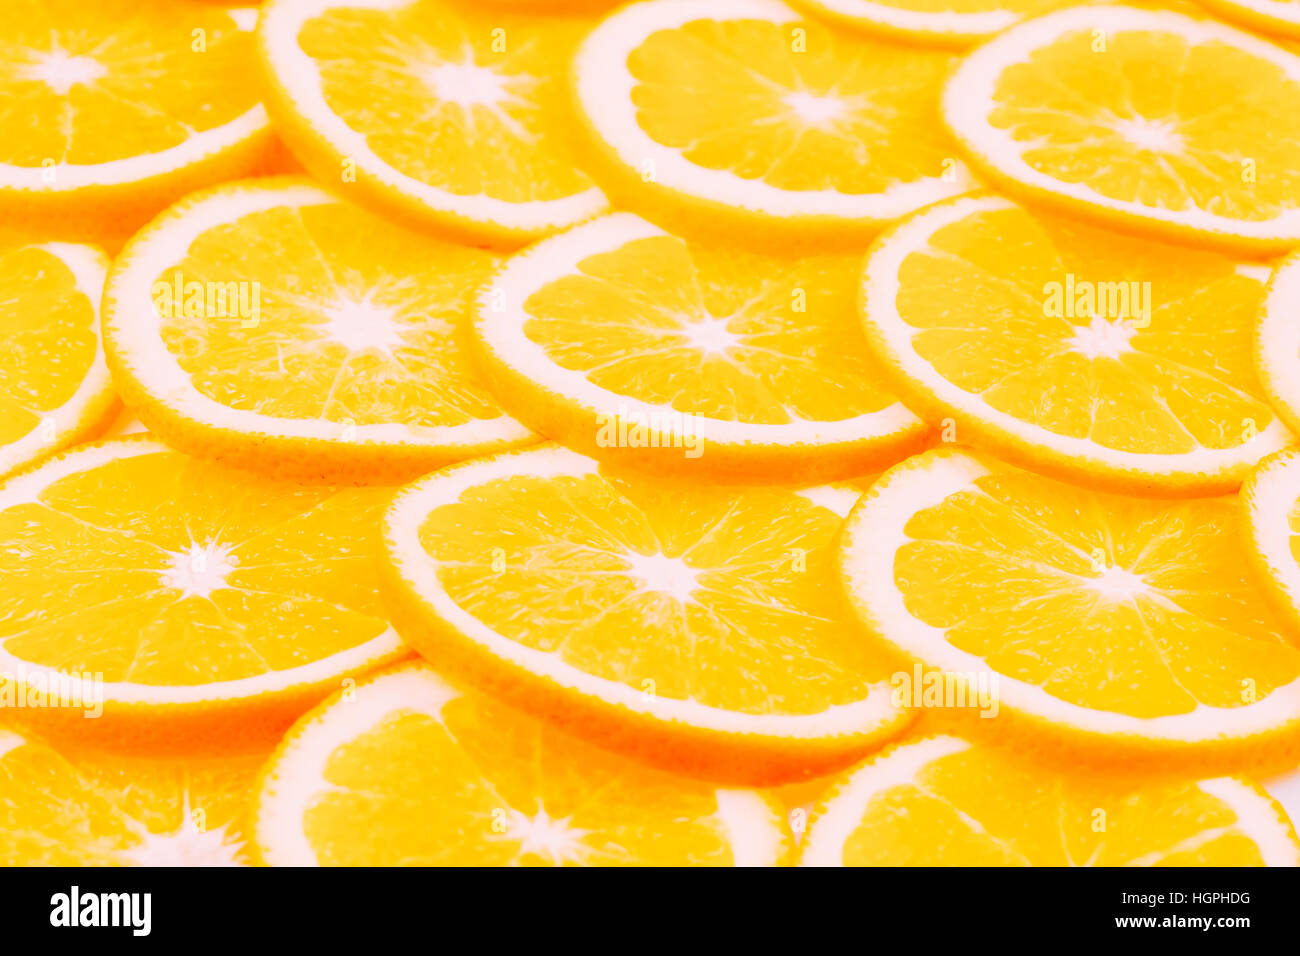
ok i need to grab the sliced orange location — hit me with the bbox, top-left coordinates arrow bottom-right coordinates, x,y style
944,6 -> 1300,253
800,735 -> 1300,865
0,438 -> 408,752
1257,249 -> 1300,437
571,0 -> 973,249
0,728 -> 264,865
381,444 -> 914,784
838,447 -> 1300,770
0,236 -> 115,480
473,212 -> 926,484
1243,450 -> 1300,634
791,0 -> 1075,46
103,178 -> 535,485
252,663 -> 792,865
0,1 -> 274,240
1194,0 -> 1300,40
861,193 -> 1291,495
257,0 -> 607,246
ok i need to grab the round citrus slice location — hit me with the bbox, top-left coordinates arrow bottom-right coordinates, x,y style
0,728 -> 263,865
1257,250 -> 1300,437
257,0 -> 607,246
790,0 -> 1074,46
0,1 -> 274,240
252,662 -> 792,865
1194,0 -> 1300,40
944,6 -> 1300,254
381,445 -> 914,784
103,178 -> 535,485
861,193 -> 1292,496
474,213 -> 927,484
838,447 -> 1300,769
800,735 -> 1300,865
1243,450 -> 1300,634
0,237 -> 115,481
572,0 -> 974,249
0,437 -> 408,752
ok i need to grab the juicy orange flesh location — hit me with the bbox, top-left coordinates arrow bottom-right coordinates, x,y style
0,731 -> 258,865
896,468 -> 1300,717
0,0 -> 256,167
841,745 -> 1268,865
988,28 -> 1300,219
154,200 -> 508,427
300,0 -> 593,202
629,17 -> 956,193
418,468 -> 887,714
522,235 -> 898,424
0,244 -> 96,447
304,692 -> 736,865
893,204 -> 1277,453
0,450 -> 391,684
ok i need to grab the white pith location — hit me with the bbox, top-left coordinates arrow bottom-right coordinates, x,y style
800,735 -> 1300,865
861,194 -> 1293,480
943,6 -> 1300,242
839,449 -> 1300,743
104,180 -> 533,450
0,9 -> 267,193
384,444 -> 906,740
794,0 -> 1022,40
0,242 -> 113,478
1244,450 -> 1300,624
478,212 -> 923,450
0,439 -> 405,706
258,0 -> 608,233
1258,252 -> 1300,432
255,664 -> 788,866
574,0 -> 974,223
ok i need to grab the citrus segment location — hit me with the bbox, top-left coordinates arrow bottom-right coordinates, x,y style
800,735 -> 1300,865
103,179 -> 535,484
0,1 -> 273,236
0,438 -> 407,750
861,193 -> 1291,494
1193,0 -> 1300,40
0,238 -> 115,480
0,729 -> 263,865
572,0 -> 973,248
475,213 -> 926,483
1257,250 -> 1300,437
1243,450 -> 1300,634
253,663 -> 791,865
257,0 -> 607,245
944,6 -> 1300,252
791,0 -> 1074,46
381,445 -> 913,783
838,447 -> 1300,766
